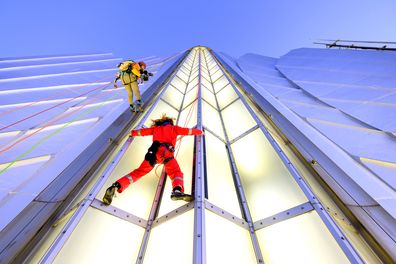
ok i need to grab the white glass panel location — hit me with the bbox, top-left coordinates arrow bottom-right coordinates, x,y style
201,86 -> 217,109
202,101 -> 224,140
257,212 -> 349,264
183,86 -> 198,109
179,67 -> 190,77
143,100 -> 179,128
187,78 -> 198,92
209,65 -> 220,75
206,210 -> 256,264
216,84 -> 238,110
201,77 -> 212,91
170,76 -> 186,92
144,210 -> 194,264
158,136 -> 195,216
205,134 -> 242,217
98,135 -> 158,218
176,70 -> 189,83
178,102 -> 197,128
190,70 -> 198,82
221,100 -> 256,141
231,130 -> 308,220
201,71 -> 210,82
181,65 -> 191,74
211,69 -> 223,83
161,86 -> 184,110
213,75 -> 229,93
54,208 -> 144,264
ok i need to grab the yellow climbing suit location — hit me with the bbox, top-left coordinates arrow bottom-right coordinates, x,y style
114,61 -> 142,104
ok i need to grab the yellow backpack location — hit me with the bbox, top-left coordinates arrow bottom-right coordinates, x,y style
117,60 -> 141,76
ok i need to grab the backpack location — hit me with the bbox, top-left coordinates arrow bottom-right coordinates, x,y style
117,60 -> 136,73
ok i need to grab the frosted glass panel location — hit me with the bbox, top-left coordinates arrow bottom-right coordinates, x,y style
257,212 -> 349,264
211,69 -> 223,84
54,208 -> 144,264
145,210 -> 194,263
143,100 -> 179,128
216,84 -> 238,109
201,77 -> 212,91
202,85 -> 217,109
231,130 -> 307,220
161,86 -> 184,110
205,133 -> 241,217
202,101 -> 224,140
183,86 -> 198,109
158,136 -> 195,216
98,135 -> 158,218
213,75 -> 229,93
178,102 -> 197,128
170,76 -> 186,91
206,210 -> 256,264
187,77 -> 198,92
221,100 -> 256,141
176,70 -> 189,83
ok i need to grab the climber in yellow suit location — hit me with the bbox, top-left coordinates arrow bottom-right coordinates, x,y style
113,61 -> 147,112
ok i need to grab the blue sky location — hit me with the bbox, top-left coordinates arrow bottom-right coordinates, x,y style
1,0 -> 395,60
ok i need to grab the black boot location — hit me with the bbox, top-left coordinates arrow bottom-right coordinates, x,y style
171,186 -> 193,202
103,182 -> 120,205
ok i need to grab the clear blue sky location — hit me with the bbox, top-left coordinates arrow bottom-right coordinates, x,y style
1,0 -> 395,60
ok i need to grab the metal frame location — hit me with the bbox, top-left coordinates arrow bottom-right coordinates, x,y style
202,49 -> 264,263
211,50 -> 364,264
193,47 -> 206,264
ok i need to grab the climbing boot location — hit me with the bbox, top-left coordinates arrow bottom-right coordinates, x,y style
171,189 -> 193,202
136,100 -> 144,112
103,183 -> 119,205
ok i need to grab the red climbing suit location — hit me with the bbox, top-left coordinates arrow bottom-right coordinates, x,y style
116,124 -> 203,193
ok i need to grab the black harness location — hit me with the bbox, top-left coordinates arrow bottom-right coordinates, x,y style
144,141 -> 175,166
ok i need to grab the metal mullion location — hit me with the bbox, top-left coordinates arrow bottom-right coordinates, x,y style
151,202 -> 194,228
229,125 -> 260,145
202,126 -> 226,144
219,97 -> 239,112
202,50 -> 264,263
253,202 -> 314,230
160,98 -> 180,112
91,199 -> 147,228
205,200 -> 249,229
193,48 -> 206,264
40,50 -> 190,264
211,51 -> 364,264
138,50 -> 200,263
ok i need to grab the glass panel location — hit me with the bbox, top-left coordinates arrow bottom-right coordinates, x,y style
209,65 -> 220,75
210,69 -> 223,83
98,135 -> 158,219
181,65 -> 190,74
202,101 -> 224,140
187,78 -> 198,92
170,76 -> 186,92
205,134 -> 243,217
54,208 -> 144,264
176,70 -> 189,83
201,85 -> 217,110
221,100 -> 256,141
157,136 -> 195,216
161,86 -> 184,110
231,130 -> 308,220
179,67 -> 190,77
144,210 -> 194,264
206,210 -> 256,263
216,84 -> 238,110
143,100 -> 179,128
183,86 -> 198,109
201,70 -> 210,82
213,75 -> 229,93
257,212 -> 349,264
178,102 -> 197,129
201,77 -> 212,91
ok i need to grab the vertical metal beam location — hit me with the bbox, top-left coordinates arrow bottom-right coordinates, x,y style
193,47 -> 206,264
212,51 -> 364,264
39,52 -> 189,264
202,49 -> 264,263
136,48 -> 199,263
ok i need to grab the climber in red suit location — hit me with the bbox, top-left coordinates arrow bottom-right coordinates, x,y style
103,114 -> 204,205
